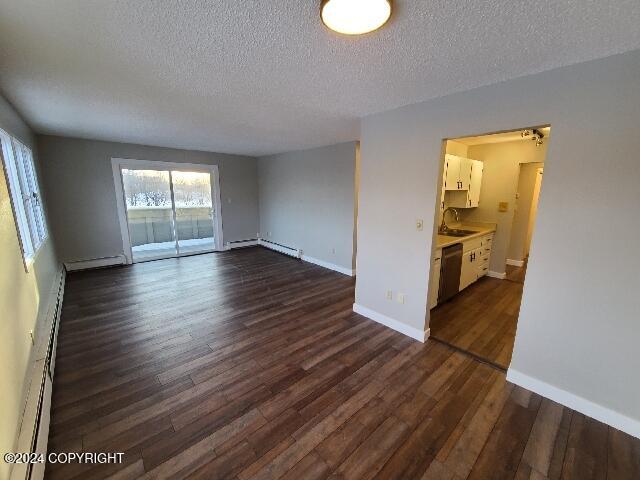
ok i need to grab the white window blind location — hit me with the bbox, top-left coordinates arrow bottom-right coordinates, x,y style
0,128 -> 48,264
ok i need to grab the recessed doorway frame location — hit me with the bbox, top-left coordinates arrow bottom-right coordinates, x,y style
111,158 -> 224,264
427,123 -> 551,370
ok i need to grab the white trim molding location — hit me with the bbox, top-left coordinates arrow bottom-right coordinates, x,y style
507,368 -> 640,440
487,270 -> 506,279
64,255 -> 127,272
506,259 -> 525,267
353,303 -> 429,343
226,239 -> 259,250
301,254 -> 355,277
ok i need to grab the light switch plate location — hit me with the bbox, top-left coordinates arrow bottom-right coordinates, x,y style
416,219 -> 424,231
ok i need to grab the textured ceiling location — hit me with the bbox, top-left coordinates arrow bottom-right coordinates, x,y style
0,1 -> 638,156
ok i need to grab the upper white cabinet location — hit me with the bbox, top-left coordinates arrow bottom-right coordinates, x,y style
468,160 -> 483,207
444,155 -> 483,208
444,154 -> 472,191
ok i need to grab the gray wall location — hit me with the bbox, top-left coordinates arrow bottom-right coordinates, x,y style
355,50 -> 640,429
258,142 -> 357,271
37,135 -> 259,263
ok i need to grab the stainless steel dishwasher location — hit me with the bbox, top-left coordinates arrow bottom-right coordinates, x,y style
438,243 -> 462,303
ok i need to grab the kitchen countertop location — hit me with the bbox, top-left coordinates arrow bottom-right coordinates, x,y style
435,223 -> 496,249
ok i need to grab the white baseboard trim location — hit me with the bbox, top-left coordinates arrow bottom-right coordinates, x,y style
487,270 -> 506,279
64,255 -> 126,271
302,254 -> 355,277
258,239 -> 301,258
353,303 -> 429,343
507,368 -> 640,439
506,259 -> 525,267
258,240 -> 355,276
225,239 -> 259,250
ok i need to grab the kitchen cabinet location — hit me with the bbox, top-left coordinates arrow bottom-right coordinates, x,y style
459,233 -> 494,291
460,247 -> 482,290
429,249 -> 442,309
447,159 -> 483,208
444,154 -> 473,191
468,160 -> 483,207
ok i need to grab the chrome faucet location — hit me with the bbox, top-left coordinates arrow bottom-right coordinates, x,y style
439,207 -> 459,233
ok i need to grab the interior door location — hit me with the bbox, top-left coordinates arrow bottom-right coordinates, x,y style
171,170 -> 216,255
121,168 -> 177,262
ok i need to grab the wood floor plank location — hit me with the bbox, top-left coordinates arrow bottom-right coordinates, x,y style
45,248 -> 639,480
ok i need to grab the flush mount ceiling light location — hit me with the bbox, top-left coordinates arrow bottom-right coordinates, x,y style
321,0 -> 392,35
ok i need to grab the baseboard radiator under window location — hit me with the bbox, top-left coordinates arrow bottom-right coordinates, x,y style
11,267 -> 66,480
258,239 -> 302,258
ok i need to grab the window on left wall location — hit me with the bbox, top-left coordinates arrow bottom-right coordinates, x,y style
0,128 -> 48,267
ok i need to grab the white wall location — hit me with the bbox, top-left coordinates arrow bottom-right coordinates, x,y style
258,142 -> 357,272
355,50 -> 640,434
37,135 -> 259,263
460,140 -> 547,273
0,93 -> 59,479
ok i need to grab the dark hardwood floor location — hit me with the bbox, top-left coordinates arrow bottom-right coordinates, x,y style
46,248 -> 639,479
506,261 -> 528,284
430,271 -> 524,370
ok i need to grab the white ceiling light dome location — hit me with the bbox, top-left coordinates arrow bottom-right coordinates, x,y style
321,0 -> 392,35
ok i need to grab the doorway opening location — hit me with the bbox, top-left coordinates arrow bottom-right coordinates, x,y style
427,126 -> 549,369
112,159 -> 224,263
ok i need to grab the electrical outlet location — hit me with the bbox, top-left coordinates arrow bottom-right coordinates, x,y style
386,290 -> 393,300
397,293 -> 406,304
331,247 -> 336,254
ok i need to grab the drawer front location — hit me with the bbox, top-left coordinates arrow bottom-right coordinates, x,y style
463,237 -> 483,253
481,234 -> 494,247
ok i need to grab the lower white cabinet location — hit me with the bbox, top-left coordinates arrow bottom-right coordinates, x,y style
459,233 -> 493,292
460,247 -> 480,290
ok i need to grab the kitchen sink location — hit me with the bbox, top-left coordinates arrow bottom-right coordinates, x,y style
439,229 -> 478,237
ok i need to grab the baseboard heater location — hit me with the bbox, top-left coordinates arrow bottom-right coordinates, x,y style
11,267 -> 66,480
64,254 -> 126,271
258,239 -> 302,258
226,239 -> 259,250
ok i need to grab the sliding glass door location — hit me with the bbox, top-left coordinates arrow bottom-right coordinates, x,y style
172,171 -> 216,255
118,163 -> 220,263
